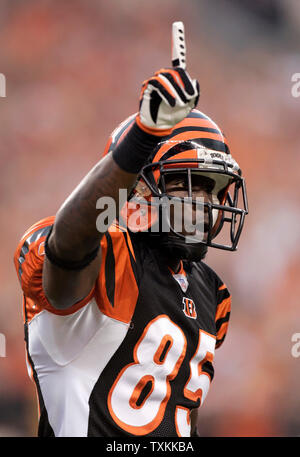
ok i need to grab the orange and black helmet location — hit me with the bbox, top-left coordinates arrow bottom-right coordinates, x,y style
103,109 -> 248,260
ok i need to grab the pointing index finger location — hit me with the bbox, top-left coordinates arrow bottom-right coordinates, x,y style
171,21 -> 186,69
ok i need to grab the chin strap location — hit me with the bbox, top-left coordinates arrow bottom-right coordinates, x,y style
132,230 -> 208,263
158,234 -> 208,262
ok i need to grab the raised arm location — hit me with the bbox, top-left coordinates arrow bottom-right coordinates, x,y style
43,125 -> 159,310
43,61 -> 199,310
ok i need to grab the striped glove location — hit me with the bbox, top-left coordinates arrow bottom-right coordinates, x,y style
136,67 -> 199,136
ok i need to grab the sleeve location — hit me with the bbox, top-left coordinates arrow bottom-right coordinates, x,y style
215,281 -> 231,349
14,216 -> 95,318
94,221 -> 140,324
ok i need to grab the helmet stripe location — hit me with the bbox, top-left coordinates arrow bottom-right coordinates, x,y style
168,126 -> 226,138
157,139 -> 229,162
165,130 -> 228,146
153,135 -> 230,163
170,116 -> 224,131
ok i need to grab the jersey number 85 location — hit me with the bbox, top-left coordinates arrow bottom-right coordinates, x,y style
108,314 -> 216,436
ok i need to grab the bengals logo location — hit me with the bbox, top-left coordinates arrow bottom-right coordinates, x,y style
182,297 -> 197,319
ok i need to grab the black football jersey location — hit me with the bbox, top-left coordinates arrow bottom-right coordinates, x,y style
14,216 -> 231,437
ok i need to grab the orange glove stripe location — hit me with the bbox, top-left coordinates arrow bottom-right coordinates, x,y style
136,115 -> 173,137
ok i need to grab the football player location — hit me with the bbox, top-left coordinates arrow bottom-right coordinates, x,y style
14,65 -> 248,437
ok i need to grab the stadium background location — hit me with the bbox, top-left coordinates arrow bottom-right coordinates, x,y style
0,0 -> 300,436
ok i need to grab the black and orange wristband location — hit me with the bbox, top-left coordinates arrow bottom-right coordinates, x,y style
112,121 -> 161,174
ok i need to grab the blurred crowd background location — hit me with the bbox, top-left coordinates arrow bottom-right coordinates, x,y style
0,0 -> 300,436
